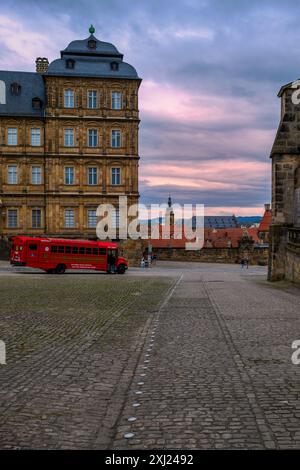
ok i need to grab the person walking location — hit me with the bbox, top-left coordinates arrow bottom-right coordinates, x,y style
240,257 -> 245,269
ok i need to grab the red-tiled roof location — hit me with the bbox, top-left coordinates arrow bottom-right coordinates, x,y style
258,209 -> 271,232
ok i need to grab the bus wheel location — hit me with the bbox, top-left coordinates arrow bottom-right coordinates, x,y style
46,269 -> 54,274
55,264 -> 66,274
117,264 -> 126,274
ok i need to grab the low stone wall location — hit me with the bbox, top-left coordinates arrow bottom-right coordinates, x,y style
286,245 -> 300,283
152,246 -> 269,265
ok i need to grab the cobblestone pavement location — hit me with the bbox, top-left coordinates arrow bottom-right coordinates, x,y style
0,266 -> 174,449
1,261 -> 300,449
112,263 -> 300,450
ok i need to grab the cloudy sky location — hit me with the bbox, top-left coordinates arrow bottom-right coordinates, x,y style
1,0 -> 300,215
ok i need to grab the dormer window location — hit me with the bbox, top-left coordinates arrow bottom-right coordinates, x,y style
66,59 -> 75,69
32,97 -> 42,109
88,39 -> 96,49
11,82 -> 21,95
110,62 -> 119,71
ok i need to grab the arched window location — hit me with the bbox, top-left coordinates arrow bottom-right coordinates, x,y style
0,80 -> 6,104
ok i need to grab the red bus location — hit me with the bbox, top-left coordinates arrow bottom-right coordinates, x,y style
10,236 -> 128,274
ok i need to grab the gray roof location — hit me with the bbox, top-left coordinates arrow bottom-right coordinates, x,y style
0,71 -> 45,117
46,33 -> 139,80
192,215 -> 239,229
46,56 -> 138,79
61,34 -> 121,57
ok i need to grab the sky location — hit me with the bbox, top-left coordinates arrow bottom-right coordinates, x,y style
1,0 -> 300,216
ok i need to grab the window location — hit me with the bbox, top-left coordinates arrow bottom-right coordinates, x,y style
28,244 -> 37,250
88,90 -> 97,109
51,246 -> 58,253
88,39 -> 96,49
8,165 -> 17,184
111,130 -> 121,148
88,167 -> 97,185
8,128 -> 17,145
99,248 -> 106,255
65,246 -> 72,254
65,210 -> 75,228
10,82 -> 21,95
86,247 -> 92,255
92,248 -> 99,255
32,166 -> 42,185
31,128 -> 41,146
88,129 -> 98,147
64,129 -> 74,147
72,246 -> 78,254
112,92 -> 121,110
32,97 -> 42,109
64,89 -> 74,108
111,167 -> 121,185
88,210 -> 97,228
112,209 -> 120,229
110,62 -> 119,71
79,247 -> 85,254
58,246 -> 64,253
8,209 -> 18,228
32,209 -> 41,228
64,167 -> 74,185
66,59 -> 75,69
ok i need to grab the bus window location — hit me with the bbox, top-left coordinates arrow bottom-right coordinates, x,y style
99,248 -> 106,255
58,246 -> 64,253
86,248 -> 92,255
29,244 -> 37,250
72,247 -> 78,254
92,248 -> 99,255
79,247 -> 85,255
51,246 -> 58,253
65,246 -> 71,254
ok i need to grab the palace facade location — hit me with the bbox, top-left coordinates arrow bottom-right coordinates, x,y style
269,79 -> 300,283
0,26 -> 141,241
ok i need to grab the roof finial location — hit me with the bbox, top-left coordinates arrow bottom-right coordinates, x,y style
89,24 -> 95,34
168,195 -> 172,208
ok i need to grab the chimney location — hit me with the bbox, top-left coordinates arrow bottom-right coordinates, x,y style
35,57 -> 49,73
264,203 -> 271,212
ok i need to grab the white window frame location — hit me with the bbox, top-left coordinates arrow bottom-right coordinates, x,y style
32,209 -> 41,228
88,129 -> 98,147
111,167 -> 121,185
112,91 -> 122,110
111,130 -> 121,148
30,128 -> 41,146
64,89 -> 74,108
7,209 -> 18,228
64,128 -> 74,147
7,128 -> 17,146
87,209 -> 97,228
8,165 -> 17,184
65,209 -> 75,228
64,167 -> 74,185
87,90 -> 97,109
88,167 -> 97,185
32,166 -> 42,185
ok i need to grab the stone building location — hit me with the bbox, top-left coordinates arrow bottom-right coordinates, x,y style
0,26 -> 141,246
269,80 -> 300,283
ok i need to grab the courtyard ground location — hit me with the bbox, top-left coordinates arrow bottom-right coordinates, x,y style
0,260 -> 300,449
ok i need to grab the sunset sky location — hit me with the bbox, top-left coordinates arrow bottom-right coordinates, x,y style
1,0 -> 300,216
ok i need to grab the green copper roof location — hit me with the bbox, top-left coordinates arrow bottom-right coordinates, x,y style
89,24 -> 95,34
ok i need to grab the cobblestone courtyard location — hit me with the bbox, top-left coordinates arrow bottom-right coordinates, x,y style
1,261 -> 300,449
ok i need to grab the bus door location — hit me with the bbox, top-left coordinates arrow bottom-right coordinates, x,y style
27,241 -> 39,264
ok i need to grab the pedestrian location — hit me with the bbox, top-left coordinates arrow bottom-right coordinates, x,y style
245,256 -> 249,269
240,257 -> 245,269
108,249 -> 116,274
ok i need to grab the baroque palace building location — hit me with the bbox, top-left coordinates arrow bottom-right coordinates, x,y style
0,26 -> 141,241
